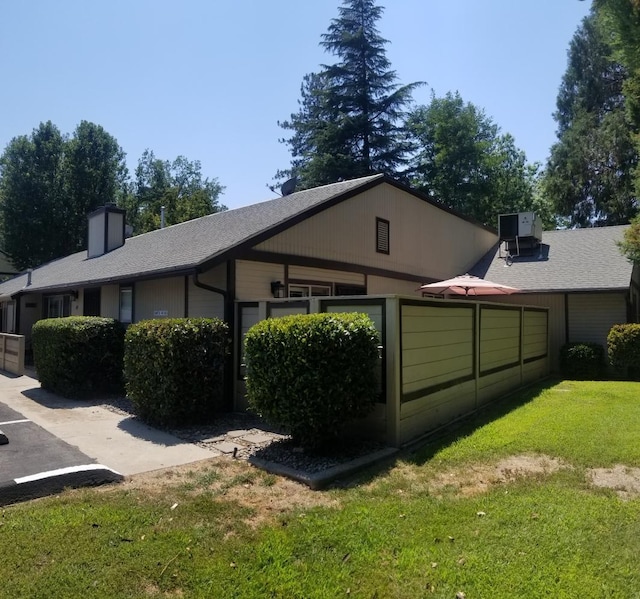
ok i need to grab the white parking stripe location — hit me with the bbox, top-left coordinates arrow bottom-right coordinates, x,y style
15,464 -> 122,484
0,419 -> 30,426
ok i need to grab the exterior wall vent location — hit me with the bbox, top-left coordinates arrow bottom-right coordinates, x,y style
498,212 -> 542,258
87,204 -> 127,258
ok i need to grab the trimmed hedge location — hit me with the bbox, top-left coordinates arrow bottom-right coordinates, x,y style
123,318 -> 229,426
32,316 -> 126,398
608,323 -> 640,379
244,312 -> 380,450
559,342 -> 606,380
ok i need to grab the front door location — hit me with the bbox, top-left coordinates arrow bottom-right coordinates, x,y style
83,288 -> 101,317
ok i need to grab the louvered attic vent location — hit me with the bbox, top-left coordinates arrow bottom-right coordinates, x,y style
376,217 -> 390,254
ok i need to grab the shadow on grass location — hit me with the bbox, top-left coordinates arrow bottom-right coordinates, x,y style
328,377 -> 562,489
406,377 -> 562,466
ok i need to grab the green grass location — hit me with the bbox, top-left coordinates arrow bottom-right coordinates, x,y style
2,379 -> 640,598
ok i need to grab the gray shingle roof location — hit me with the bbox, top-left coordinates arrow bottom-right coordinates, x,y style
0,174 -> 384,298
470,225 -> 633,293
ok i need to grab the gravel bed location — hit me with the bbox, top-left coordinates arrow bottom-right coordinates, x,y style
249,437 -> 389,474
98,396 -> 387,474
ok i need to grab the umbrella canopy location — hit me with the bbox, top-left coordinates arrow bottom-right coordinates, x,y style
419,274 -> 520,297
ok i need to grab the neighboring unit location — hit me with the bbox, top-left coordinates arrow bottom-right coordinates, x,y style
470,225 -> 640,369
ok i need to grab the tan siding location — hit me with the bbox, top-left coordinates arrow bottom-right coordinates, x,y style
134,277 -> 185,321
236,260 -> 285,300
401,304 -> 474,395
479,308 -> 521,372
288,265 -> 364,286
188,265 -> 227,319
568,293 -> 627,348
101,284 -> 120,319
477,366 -> 522,405
489,293 -> 566,371
325,303 -> 383,331
523,310 -> 548,360
523,358 -> 549,385
268,304 -> 309,318
399,380 -> 477,445
367,276 -> 422,295
254,183 -> 497,280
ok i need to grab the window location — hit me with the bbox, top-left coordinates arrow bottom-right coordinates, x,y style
376,217 -> 390,254
335,284 -> 367,296
288,284 -> 332,298
119,287 -> 133,323
45,295 -> 71,319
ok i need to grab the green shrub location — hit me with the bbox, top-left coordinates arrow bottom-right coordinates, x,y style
32,316 -> 126,398
608,323 -> 640,379
244,312 -> 380,450
123,318 -> 229,426
559,342 -> 606,380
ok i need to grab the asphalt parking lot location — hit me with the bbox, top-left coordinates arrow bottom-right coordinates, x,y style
0,399 -> 122,505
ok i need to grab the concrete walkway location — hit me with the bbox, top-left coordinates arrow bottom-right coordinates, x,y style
0,371 -> 213,483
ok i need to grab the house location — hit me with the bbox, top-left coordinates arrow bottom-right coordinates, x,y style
469,225 -> 640,368
0,172 -> 497,363
0,172 -> 636,404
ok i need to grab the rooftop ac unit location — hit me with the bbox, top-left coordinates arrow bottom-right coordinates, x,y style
498,212 -> 542,242
498,212 -> 542,257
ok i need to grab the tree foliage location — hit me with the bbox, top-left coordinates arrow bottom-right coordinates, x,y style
407,92 -> 547,228
120,150 -> 226,235
64,121 -> 129,251
544,12 -> 638,227
276,0 -> 421,189
0,122 -> 68,269
0,121 -> 128,269
0,120 -> 226,269
595,0 -> 640,134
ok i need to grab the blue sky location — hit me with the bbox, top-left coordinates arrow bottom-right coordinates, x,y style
1,1 -> 591,209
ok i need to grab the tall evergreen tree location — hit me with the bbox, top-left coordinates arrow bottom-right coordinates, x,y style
544,12 -> 637,227
276,0 -> 421,189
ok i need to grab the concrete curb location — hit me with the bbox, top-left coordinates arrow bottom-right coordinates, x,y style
250,446 -> 399,490
0,464 -> 123,506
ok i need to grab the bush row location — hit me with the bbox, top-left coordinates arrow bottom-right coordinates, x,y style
560,324 -> 640,380
32,317 -> 229,427
31,313 -> 380,450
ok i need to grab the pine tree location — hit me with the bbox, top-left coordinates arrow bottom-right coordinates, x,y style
276,0 -> 421,190
544,12 -> 637,227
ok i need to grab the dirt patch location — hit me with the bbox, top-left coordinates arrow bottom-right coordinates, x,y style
428,454 -> 571,497
101,457 -> 338,527
588,465 -> 640,499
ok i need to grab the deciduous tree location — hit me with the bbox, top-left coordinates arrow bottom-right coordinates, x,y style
407,92 -> 545,228
121,150 -> 225,235
0,122 -> 67,269
64,120 -> 129,250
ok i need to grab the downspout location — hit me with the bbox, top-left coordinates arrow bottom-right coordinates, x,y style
193,269 -> 234,410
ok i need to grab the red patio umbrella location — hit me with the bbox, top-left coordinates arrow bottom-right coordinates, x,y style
419,274 -> 520,297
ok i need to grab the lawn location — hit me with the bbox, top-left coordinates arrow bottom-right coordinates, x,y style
2,379 -> 640,598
